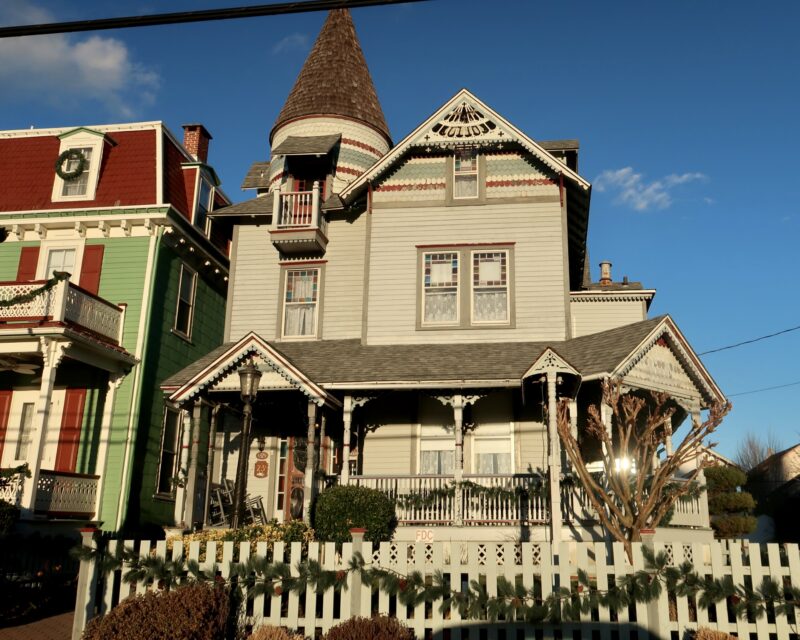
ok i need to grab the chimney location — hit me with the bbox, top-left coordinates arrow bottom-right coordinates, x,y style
182,124 -> 212,163
599,261 -> 612,285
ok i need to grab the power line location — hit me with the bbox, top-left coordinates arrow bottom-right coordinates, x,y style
699,323 -> 800,355
727,380 -> 800,398
0,0 -> 427,38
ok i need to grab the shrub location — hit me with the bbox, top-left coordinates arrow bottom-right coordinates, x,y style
313,485 -> 397,544
705,465 -> 757,539
82,582 -> 229,640
168,520 -> 314,562
705,466 -> 748,493
323,615 -> 415,640
0,500 -> 19,536
711,514 -> 758,539
708,492 -> 756,514
250,625 -> 304,640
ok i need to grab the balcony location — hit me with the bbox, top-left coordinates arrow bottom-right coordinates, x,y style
0,275 -> 125,345
269,181 -> 329,254
1,469 -> 99,519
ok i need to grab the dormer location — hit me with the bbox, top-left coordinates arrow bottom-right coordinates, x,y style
51,127 -> 113,203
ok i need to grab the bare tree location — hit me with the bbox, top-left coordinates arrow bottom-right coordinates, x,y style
734,431 -> 782,471
557,379 -> 730,562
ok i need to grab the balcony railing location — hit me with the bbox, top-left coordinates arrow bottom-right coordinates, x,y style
0,276 -> 125,344
270,182 -> 329,254
0,472 -> 24,507
34,470 -> 99,518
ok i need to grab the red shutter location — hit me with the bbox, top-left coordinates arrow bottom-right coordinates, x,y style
79,245 -> 105,295
54,388 -> 86,473
0,390 -> 12,462
16,247 -> 40,281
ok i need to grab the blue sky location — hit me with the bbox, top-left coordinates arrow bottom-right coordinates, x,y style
1,0 -> 798,459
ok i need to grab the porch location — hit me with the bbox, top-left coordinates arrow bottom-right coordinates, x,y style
1,469 -> 99,519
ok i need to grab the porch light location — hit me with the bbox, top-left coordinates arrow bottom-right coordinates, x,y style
238,363 -> 262,402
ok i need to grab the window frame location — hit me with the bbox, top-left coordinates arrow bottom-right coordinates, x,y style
416,244 -> 515,330
37,239 -> 86,281
420,251 -> 461,327
155,407 -> 182,498
470,249 -> 511,325
51,131 -> 107,203
452,147 -> 479,200
194,176 -> 215,235
418,424 -> 456,476
279,264 -> 324,340
470,424 -> 515,475
173,263 -> 198,340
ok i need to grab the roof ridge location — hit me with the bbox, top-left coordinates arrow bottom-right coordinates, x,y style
271,9 -> 390,144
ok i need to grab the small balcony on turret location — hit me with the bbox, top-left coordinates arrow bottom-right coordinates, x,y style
269,180 -> 329,255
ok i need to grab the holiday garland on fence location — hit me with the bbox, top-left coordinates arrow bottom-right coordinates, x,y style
0,272 -> 69,308
54,149 -> 87,181
73,543 -> 800,625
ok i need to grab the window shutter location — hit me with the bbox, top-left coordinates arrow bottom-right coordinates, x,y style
0,390 -> 12,462
79,245 -> 105,295
55,388 -> 86,473
16,247 -> 40,281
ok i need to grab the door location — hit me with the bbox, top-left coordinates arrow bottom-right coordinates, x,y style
54,389 -> 86,473
274,437 -> 307,521
2,389 -> 38,467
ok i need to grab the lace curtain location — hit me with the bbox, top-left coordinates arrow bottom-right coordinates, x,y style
284,271 -> 317,336
420,450 -> 455,475
476,452 -> 512,474
474,291 -> 508,322
424,255 -> 458,323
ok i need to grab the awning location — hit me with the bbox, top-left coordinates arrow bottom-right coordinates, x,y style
272,134 -> 341,156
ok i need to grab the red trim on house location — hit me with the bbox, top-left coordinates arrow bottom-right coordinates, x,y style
0,390 -> 12,462
334,166 -> 365,177
341,138 -> 383,158
54,388 -> 86,473
374,183 -> 446,192
163,134 -> 192,218
16,247 -> 40,281
416,242 -> 516,249
78,244 -> 104,295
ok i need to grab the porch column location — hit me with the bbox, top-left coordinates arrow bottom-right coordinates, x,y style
21,338 -> 70,514
546,371 -> 562,556
692,406 -> 710,526
341,395 -> 353,484
303,400 -> 318,523
184,401 -> 203,528
565,398 -> 578,469
93,371 -> 124,520
173,406 -> 193,528
664,417 -> 674,457
600,400 -> 613,458
453,394 -> 464,526
203,405 -> 221,525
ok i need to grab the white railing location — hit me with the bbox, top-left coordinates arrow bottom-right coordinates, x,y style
0,277 -> 124,344
74,536 -> 800,640
274,181 -> 327,235
34,470 -> 99,517
0,471 -> 24,506
348,474 -> 549,525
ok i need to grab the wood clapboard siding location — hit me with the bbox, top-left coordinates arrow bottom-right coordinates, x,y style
321,214 -> 366,339
570,299 -> 646,337
0,242 -> 32,280
362,423 -> 415,475
366,201 -> 567,344
517,419 -> 548,472
228,224 -> 281,340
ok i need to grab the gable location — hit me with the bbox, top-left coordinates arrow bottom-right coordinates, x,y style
623,340 -> 701,399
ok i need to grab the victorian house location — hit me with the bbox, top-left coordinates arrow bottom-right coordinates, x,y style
0,122 -> 230,533
162,9 -> 723,542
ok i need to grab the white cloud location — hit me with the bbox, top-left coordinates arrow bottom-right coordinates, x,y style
594,167 -> 707,212
0,0 -> 159,118
272,32 -> 309,55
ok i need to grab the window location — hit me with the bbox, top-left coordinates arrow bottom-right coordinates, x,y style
156,408 -> 181,495
60,147 -> 93,197
472,251 -> 509,323
14,402 -> 34,460
418,245 -> 513,329
473,436 -> 513,475
51,129 -> 107,202
420,425 -> 455,475
453,148 -> 478,199
422,252 -> 459,325
282,268 -> 320,338
195,178 -> 214,234
174,265 -> 197,338
45,248 -> 77,278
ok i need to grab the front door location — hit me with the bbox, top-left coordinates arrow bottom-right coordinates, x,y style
274,437 -> 307,521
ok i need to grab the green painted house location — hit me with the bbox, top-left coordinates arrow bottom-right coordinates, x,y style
0,121 -> 230,533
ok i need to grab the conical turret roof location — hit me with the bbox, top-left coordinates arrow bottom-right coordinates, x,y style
271,9 -> 390,144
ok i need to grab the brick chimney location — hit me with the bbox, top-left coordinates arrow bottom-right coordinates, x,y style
182,124 -> 212,163
599,261 -> 613,285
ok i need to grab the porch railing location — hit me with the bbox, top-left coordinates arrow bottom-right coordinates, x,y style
274,182 -> 327,235
34,470 -> 99,518
0,276 -> 125,344
0,472 -> 24,506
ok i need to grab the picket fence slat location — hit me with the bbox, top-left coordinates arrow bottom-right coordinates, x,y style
74,538 -> 800,640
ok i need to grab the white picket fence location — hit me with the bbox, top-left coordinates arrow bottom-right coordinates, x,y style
73,534 -> 800,640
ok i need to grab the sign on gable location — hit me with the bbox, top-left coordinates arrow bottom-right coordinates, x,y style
624,342 -> 700,399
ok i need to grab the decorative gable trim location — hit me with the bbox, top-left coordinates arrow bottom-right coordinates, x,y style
58,127 -> 111,142
340,89 -> 591,201
523,348 -> 580,378
612,316 -> 725,406
167,331 -> 341,409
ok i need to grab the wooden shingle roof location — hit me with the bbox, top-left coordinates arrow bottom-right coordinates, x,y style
270,9 -> 390,144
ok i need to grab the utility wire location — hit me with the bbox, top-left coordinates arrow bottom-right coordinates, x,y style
699,323 -> 800,355
727,380 -> 800,398
0,0 -> 427,38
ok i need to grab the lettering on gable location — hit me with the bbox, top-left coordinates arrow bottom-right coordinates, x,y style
624,343 -> 699,398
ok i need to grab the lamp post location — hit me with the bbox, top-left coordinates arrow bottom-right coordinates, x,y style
230,363 -> 262,529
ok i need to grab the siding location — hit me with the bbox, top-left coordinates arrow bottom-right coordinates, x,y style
361,423 -> 415,475
366,200 -> 567,344
0,242 -> 29,279
321,214 -> 366,339
227,223 -> 281,340
570,299 -> 646,337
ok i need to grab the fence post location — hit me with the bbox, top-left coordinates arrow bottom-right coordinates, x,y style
349,528 -> 365,618
639,530 -> 661,640
72,527 -> 100,640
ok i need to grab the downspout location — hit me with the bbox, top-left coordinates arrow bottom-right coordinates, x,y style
115,225 -> 163,531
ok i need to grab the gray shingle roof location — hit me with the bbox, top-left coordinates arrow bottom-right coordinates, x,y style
241,162 -> 270,189
272,134 -> 341,157
209,194 -> 273,218
162,316 -> 666,390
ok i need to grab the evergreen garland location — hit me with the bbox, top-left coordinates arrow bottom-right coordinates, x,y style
395,477 -> 547,511
0,272 -> 68,308
54,149 -> 87,181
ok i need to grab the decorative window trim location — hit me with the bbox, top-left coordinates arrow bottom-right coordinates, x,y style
154,406 -> 182,498
416,245 -> 515,331
420,251 -> 460,327
51,130 -> 107,203
278,264 -> 325,340
173,263 -> 197,340
445,152 -> 486,205
37,239 -> 86,281
470,249 -> 510,325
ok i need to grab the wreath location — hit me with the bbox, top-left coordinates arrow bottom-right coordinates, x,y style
55,149 -> 87,181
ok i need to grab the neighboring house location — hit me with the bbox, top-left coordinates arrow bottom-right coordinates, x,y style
747,444 -> 800,542
162,9 -> 724,541
0,121 -> 230,533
